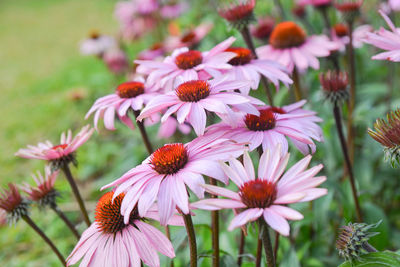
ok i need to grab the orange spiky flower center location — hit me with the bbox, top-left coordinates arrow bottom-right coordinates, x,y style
270,21 -> 307,49
175,50 -> 203,70
334,24 -> 349,37
245,108 -> 277,131
116,81 -> 145,98
95,192 -> 140,234
175,80 -> 210,102
239,180 -> 277,208
151,143 -> 189,174
52,144 -> 68,150
226,47 -> 253,65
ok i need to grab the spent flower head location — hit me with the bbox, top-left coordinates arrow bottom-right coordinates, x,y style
319,70 -> 349,103
368,108 -> 400,167
0,183 -> 30,224
217,0 -> 256,30
336,221 -> 380,262
335,0 -> 363,23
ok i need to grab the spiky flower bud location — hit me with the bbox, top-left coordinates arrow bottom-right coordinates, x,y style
0,183 -> 30,224
319,70 -> 349,103
336,221 -> 380,262
368,108 -> 400,167
335,0 -> 363,23
217,0 -> 256,30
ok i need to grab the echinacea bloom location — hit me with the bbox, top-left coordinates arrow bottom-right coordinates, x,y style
368,108 -> 400,167
138,75 -> 264,135
86,79 -> 158,130
191,146 -> 327,236
257,21 -> 338,73
15,125 -> 94,170
79,32 -> 117,57
218,0 -> 256,29
224,47 -> 292,94
363,10 -> 400,62
102,134 -> 245,225
390,0 -> 400,12
135,37 -> 237,91
332,24 -> 373,51
67,192 -> 179,267
250,17 -> 275,41
21,167 -> 59,208
164,22 -> 213,52
206,102 -> 322,155
103,48 -> 129,75
0,183 -> 29,224
160,1 -> 188,19
320,70 -> 349,103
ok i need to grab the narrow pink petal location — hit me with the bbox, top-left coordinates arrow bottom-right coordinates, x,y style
157,179 -> 176,225
263,208 -> 290,236
228,208 -> 263,231
169,175 -> 189,214
269,205 -> 304,220
136,221 -> 175,258
130,226 -> 160,267
192,199 -> 246,211
138,177 -> 163,216
201,184 -> 241,200
243,151 -> 255,181
189,103 -> 206,136
220,162 -> 244,187
274,192 -> 306,204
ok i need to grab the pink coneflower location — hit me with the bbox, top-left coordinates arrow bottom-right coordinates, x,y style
363,10 -> 400,62
298,0 -> 332,8
164,22 -> 213,52
332,24 -> 373,51
102,134 -> 245,225
250,17 -> 275,41
137,43 -> 165,61
21,167 -> 59,208
67,191 -> 178,267
217,0 -> 256,29
206,102 -> 322,154
79,31 -> 117,57
224,46 -> 292,94
137,76 -> 263,136
191,146 -> 327,236
103,48 -> 129,75
390,0 -> 400,12
86,79 -> 158,131
257,21 -> 338,73
15,125 -> 94,170
135,37 -> 237,91
160,1 -> 188,19
0,183 -> 29,224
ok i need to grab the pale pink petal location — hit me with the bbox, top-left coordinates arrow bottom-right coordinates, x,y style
263,208 -> 290,236
228,208 -> 263,231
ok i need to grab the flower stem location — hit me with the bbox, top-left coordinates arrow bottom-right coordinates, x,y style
240,26 -> 274,106
52,205 -> 80,239
258,219 -> 276,267
346,21 -> 356,165
133,110 -> 154,154
273,0 -> 287,20
292,67 -> 303,101
273,232 -> 279,260
333,102 -> 363,221
237,230 -> 245,266
182,213 -> 197,267
255,237 -> 262,267
209,178 -> 220,267
61,164 -> 91,226
22,215 -> 66,266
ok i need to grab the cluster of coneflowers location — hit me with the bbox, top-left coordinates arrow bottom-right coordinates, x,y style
3,0 -> 400,266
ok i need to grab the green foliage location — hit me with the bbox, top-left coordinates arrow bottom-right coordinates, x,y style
338,251 -> 400,267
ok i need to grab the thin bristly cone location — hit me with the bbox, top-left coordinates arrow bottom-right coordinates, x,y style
336,221 -> 380,262
0,184 -> 30,225
319,70 -> 349,104
368,108 -> 400,167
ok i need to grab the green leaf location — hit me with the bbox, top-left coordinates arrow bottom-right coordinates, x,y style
338,251 -> 400,267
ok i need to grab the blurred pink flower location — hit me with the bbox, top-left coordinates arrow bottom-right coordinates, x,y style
138,75 -> 264,136
86,78 -> 158,130
218,0 -> 256,27
250,17 -> 275,41
79,32 -> 116,57
135,37 -> 237,91
363,10 -> 400,62
103,49 -> 129,74
257,21 -> 338,73
298,0 -> 332,7
15,125 -> 94,169
0,183 -> 29,223
160,1 -> 188,18
102,134 -> 245,225
137,43 -> 165,61
191,146 -> 327,236
0,209 -> 6,226
206,101 -> 322,154
164,22 -> 213,52
21,166 -> 59,208
390,0 -> 400,11
66,191 -> 179,267
224,47 -> 292,94
331,24 -> 373,51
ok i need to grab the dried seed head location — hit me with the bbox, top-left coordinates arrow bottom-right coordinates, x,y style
217,0 -> 256,30
319,70 -> 349,103
0,184 -> 30,224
